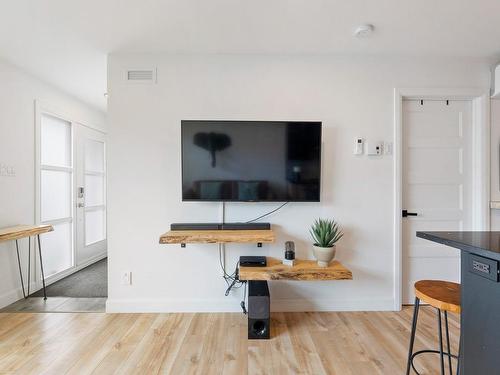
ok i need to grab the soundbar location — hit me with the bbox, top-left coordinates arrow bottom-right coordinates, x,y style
170,223 -> 271,231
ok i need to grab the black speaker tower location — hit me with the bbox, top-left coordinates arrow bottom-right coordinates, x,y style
248,280 -> 270,339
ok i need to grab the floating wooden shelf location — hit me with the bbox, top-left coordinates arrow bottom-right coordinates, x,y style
159,229 -> 275,245
239,257 -> 352,281
0,224 -> 53,242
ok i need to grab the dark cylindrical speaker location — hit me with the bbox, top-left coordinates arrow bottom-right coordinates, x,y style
248,280 -> 270,339
285,241 -> 295,260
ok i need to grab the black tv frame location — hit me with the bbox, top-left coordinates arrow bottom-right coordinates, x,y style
180,120 -> 322,203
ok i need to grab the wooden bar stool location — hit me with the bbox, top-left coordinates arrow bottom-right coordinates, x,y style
406,280 -> 461,375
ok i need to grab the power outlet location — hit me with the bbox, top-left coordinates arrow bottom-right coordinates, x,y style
122,271 -> 132,285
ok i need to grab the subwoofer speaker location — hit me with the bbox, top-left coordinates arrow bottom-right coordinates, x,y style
248,280 -> 270,339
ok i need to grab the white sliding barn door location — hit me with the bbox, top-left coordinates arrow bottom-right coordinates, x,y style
402,99 -> 472,304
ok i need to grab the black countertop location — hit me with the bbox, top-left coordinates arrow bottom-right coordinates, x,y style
417,231 -> 500,260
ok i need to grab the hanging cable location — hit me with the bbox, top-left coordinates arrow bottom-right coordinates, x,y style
245,202 -> 289,223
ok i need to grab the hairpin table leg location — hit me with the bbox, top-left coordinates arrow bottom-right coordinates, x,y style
37,234 -> 48,300
15,240 -> 27,299
27,237 -> 31,298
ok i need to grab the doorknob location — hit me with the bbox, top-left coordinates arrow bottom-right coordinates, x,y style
77,202 -> 85,208
402,210 -> 418,218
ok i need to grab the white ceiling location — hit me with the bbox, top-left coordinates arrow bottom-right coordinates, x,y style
1,0 -> 500,111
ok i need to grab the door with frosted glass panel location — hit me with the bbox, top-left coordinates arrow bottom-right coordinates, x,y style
38,114 -> 74,278
75,125 -> 106,263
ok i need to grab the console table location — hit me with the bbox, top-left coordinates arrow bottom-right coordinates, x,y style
0,224 -> 53,299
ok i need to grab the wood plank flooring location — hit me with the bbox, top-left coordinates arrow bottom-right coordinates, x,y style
0,297 -> 106,313
0,307 -> 459,374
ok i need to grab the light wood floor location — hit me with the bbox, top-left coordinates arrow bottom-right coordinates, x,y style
0,307 -> 459,374
0,297 -> 106,313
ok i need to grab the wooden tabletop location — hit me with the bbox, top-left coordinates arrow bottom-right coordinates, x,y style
159,229 -> 275,244
239,257 -> 353,281
0,225 -> 54,242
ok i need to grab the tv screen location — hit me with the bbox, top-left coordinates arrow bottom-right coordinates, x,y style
181,120 -> 322,202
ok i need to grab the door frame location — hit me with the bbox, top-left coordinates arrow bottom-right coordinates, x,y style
34,100 -> 107,292
393,88 -> 491,310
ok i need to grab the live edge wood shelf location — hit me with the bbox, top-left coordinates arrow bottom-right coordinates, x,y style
239,257 -> 353,281
0,224 -> 53,242
159,229 -> 275,245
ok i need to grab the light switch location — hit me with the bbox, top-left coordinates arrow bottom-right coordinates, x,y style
0,163 -> 15,177
384,142 -> 393,155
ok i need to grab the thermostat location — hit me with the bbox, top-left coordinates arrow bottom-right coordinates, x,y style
354,138 -> 364,155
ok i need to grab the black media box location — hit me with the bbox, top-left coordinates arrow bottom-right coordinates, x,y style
240,256 -> 267,267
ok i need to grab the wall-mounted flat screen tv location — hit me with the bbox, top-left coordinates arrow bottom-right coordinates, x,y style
181,120 -> 322,202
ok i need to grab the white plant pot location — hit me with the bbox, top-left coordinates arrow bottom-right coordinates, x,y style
312,245 -> 336,267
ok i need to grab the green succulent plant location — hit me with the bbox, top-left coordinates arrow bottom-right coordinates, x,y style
310,218 -> 343,248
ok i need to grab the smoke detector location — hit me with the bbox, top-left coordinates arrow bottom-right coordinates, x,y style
354,24 -> 375,38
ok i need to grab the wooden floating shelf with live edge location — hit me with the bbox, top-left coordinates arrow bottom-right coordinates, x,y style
159,229 -> 276,245
239,257 -> 353,281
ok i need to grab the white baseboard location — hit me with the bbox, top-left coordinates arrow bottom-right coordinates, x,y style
0,251 -> 107,309
0,288 -> 25,310
271,298 -> 395,312
106,297 -> 395,313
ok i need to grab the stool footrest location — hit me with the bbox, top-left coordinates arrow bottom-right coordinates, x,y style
410,349 -> 458,375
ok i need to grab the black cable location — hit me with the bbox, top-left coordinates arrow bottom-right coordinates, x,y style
240,279 -> 247,314
225,278 -> 237,296
245,202 -> 289,223
218,250 -> 248,313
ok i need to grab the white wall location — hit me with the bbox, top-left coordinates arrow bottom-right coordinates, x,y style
0,59 -> 106,308
107,54 -> 490,312
491,99 -> 500,228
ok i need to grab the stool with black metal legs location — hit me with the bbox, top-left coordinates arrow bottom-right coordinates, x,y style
406,280 -> 461,375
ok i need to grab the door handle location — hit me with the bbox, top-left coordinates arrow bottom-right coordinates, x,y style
77,202 -> 85,208
402,210 -> 418,217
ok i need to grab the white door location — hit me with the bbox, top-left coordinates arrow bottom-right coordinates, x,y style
37,110 -> 106,285
402,99 -> 472,304
37,113 -> 74,278
75,125 -> 107,264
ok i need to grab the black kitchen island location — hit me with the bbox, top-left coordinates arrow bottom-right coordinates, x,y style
417,231 -> 500,375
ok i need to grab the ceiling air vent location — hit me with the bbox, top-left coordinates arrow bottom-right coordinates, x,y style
125,68 -> 157,83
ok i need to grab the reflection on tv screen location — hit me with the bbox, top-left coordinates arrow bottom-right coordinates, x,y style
181,121 -> 321,202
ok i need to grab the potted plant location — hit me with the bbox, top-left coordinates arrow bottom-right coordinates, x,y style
310,218 -> 344,267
